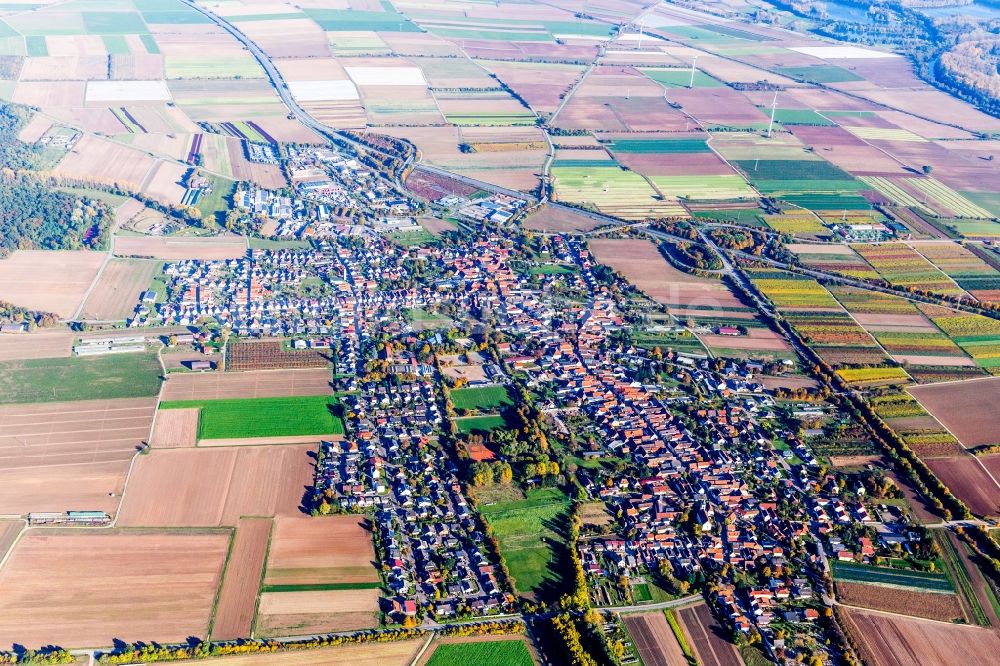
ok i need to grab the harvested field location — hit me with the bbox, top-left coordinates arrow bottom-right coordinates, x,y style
0,521 -> 22,562
836,580 -> 963,621
117,444 -> 313,527
212,517 -> 272,641
0,250 -> 103,319
255,588 -> 379,636
926,456 -> 1000,517
53,134 -> 154,191
161,368 -> 332,401
0,397 -> 156,470
909,377 -> 1000,447
0,530 -> 229,649
264,515 -> 378,587
162,640 -> 424,665
676,603 -> 742,666
0,329 -> 73,362
622,612 -> 687,666
114,234 -> 247,260
522,205 -> 603,233
0,461 -> 129,516
841,607 -> 1000,666
78,259 -> 159,321
589,239 -> 748,310
149,407 -> 199,448
0,396 -> 155,513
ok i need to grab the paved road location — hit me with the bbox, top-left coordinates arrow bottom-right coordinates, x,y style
599,594 -> 703,614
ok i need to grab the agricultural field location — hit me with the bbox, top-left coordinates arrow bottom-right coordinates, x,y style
257,515 -> 380,636
0,530 -> 229,649
676,603 -> 743,666
551,163 -> 686,220
0,351 -> 162,404
160,368 -> 332,401
853,243 -> 967,296
117,444 -> 314,527
159,395 -> 343,441
841,607 -> 1000,666
927,312 -> 1000,371
912,242 -> 1000,303
0,250 -> 103,319
478,487 -> 570,599
787,244 -> 879,280
836,580 -> 964,622
831,560 -> 954,592
78,259 -> 160,321
622,612 -> 688,666
171,640 -> 425,665
425,639 -> 534,666
0,397 -> 155,514
909,378 -> 1000,447
210,517 -> 272,641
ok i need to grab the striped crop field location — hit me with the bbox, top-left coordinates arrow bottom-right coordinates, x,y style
650,175 -> 754,201
551,165 -> 687,219
832,561 -> 954,593
853,243 -> 966,296
905,178 -> 994,219
835,366 -> 910,387
761,214 -> 826,235
843,126 -> 927,143
858,176 -> 933,213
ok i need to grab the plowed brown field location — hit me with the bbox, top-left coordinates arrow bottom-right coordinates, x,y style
117,444 -> 313,527
623,612 -> 687,666
212,517 -> 272,641
0,530 -> 229,649
160,368 -> 332,401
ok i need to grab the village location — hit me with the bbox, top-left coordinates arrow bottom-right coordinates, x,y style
119,216 -> 945,665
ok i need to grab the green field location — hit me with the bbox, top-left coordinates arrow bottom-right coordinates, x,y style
479,487 -> 571,598
640,67 -> 724,88
303,8 -> 419,32
767,108 -> 835,126
160,395 -> 343,440
261,582 -> 380,593
607,138 -> 710,154
733,159 -> 854,182
426,640 -> 533,666
776,65 -> 864,83
451,385 -> 513,411
195,174 -> 236,224
101,35 -> 130,54
0,352 -> 162,404
651,175 -> 754,201
82,11 -> 148,35
529,264 -> 577,276
831,560 -> 955,592
455,414 -> 511,434
25,35 -> 47,56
